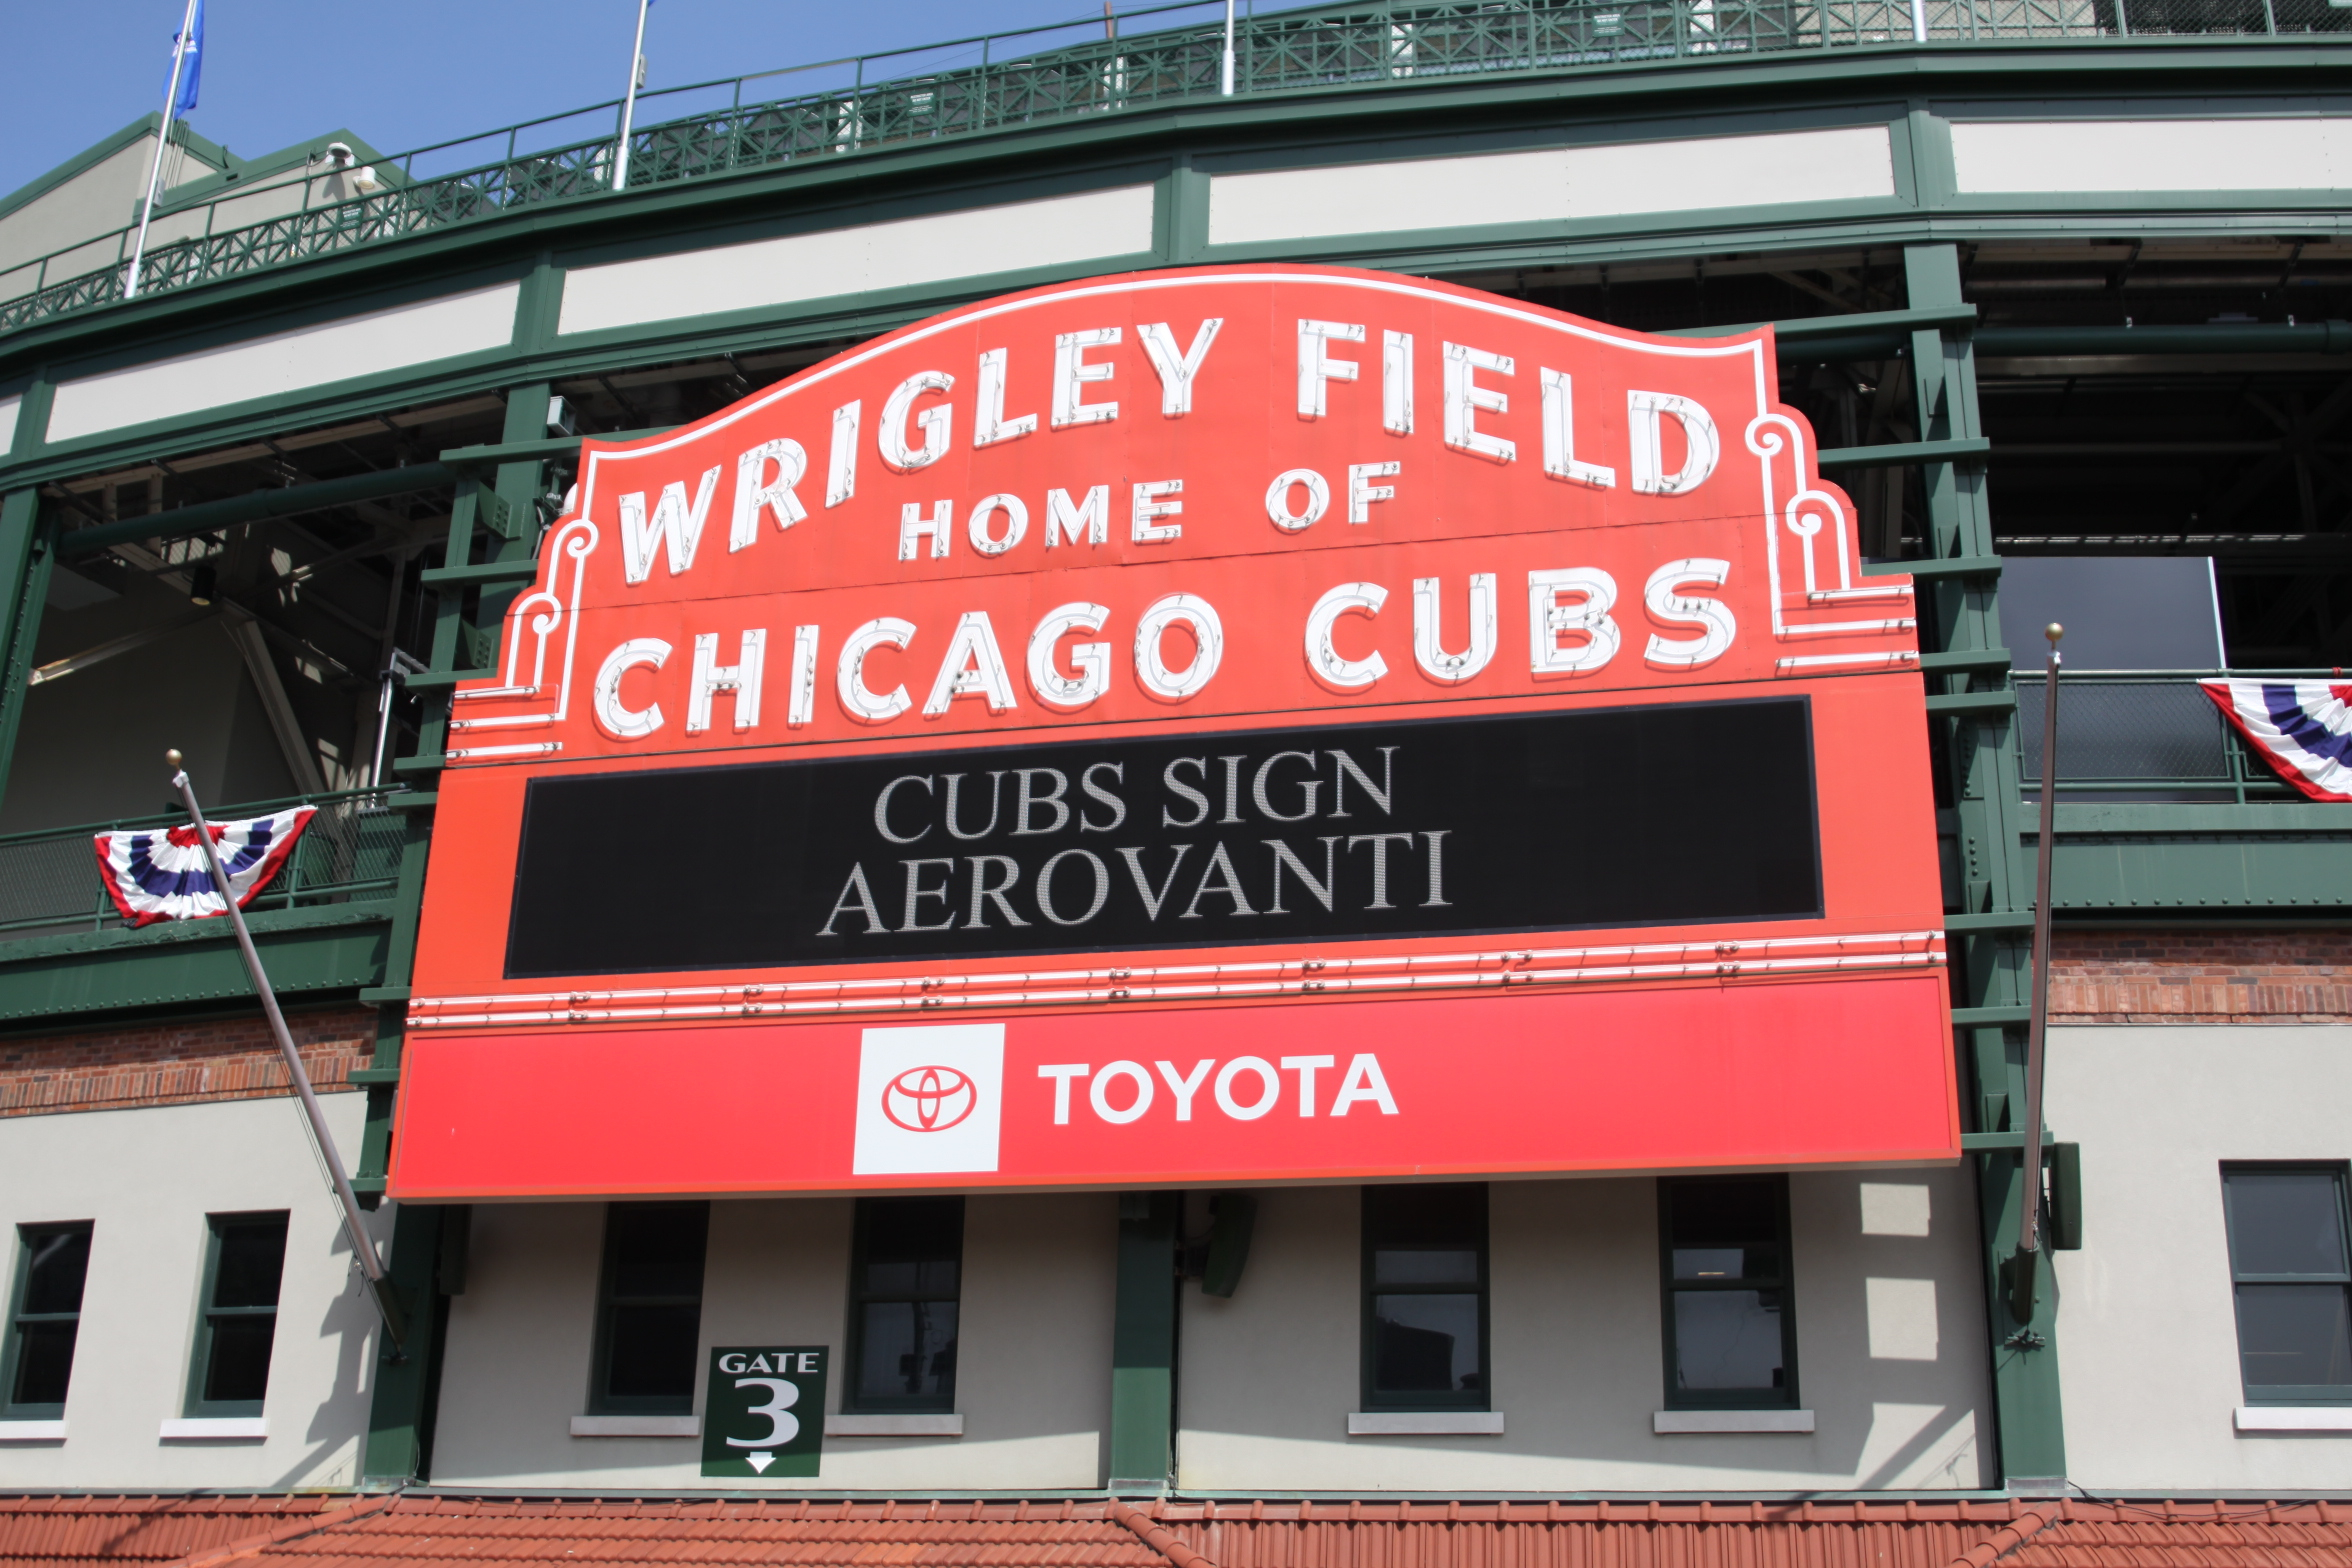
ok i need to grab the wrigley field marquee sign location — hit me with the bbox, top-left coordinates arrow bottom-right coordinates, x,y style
392,264 -> 1956,1200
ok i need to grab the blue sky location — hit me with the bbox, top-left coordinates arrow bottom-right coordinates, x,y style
1,0 -> 1243,203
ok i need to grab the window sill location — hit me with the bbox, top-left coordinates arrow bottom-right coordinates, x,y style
569,1415 -> 699,1438
0,1420 -> 66,1442
1654,1409 -> 1816,1435
1347,1411 -> 1505,1436
159,1417 -> 267,1441
827,1413 -> 963,1438
2236,1407 -> 2352,1432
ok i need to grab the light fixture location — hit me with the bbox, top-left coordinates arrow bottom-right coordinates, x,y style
188,565 -> 216,606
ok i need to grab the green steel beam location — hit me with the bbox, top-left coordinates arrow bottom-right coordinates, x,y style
1904,242 -> 2066,1488
0,902 -> 392,1023
1976,321 -> 2352,357
1818,437 -> 1992,471
440,429 -> 668,469
2042,803 -> 2352,910
56,465 -> 458,558
1109,1191 -> 1179,1494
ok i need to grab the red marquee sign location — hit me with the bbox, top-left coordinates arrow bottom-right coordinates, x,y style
392,264 -> 1954,1201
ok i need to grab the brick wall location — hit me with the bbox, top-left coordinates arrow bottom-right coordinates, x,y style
0,1006 -> 373,1118
2051,930 -> 2352,1024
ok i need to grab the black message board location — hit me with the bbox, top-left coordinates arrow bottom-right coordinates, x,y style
506,698 -> 1819,978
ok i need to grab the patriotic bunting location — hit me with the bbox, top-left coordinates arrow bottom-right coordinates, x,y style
92,805 -> 316,927
2199,678 -> 2352,803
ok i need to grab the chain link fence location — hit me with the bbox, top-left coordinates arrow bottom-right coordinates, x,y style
2013,674 -> 2311,801
0,789 -> 409,943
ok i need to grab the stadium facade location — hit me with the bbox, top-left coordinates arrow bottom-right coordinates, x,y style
3,1 -> 2352,1539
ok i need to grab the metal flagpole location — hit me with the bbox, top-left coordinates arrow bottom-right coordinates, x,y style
1222,0 -> 1237,94
125,0 -> 202,301
2017,623 -> 2064,1261
165,749 -> 408,1354
612,0 -> 653,192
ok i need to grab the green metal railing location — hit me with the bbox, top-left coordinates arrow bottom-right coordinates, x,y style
2015,670 -> 2335,802
0,787 -> 408,940
4,0 -> 2345,339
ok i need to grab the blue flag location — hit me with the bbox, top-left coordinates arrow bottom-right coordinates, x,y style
164,0 -> 204,115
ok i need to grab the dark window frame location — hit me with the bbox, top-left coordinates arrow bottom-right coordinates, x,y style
1658,1175 -> 1800,1412
185,1211 -> 289,1419
843,1195 -> 965,1414
3,1221 -> 93,1420
2223,1162 -> 2352,1406
1359,1183 -> 1491,1414
587,1200 -> 709,1416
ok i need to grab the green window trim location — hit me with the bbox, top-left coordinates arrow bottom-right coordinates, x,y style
844,1195 -> 964,1415
588,1200 -> 708,1417
3,1221 -> 92,1419
2223,1163 -> 2352,1406
1360,1183 -> 1490,1414
185,1211 -> 288,1420
1659,1175 -> 1799,1412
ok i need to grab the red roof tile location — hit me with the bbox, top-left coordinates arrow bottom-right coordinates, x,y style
0,1497 -> 354,1566
6,1496 -> 2350,1568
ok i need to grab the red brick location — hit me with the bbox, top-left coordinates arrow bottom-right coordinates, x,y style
2050,930 -> 2352,1024
0,1007 -> 374,1119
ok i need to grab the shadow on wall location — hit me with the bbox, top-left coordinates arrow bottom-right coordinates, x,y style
1178,1174 -> 1990,1490
4,572 -> 295,834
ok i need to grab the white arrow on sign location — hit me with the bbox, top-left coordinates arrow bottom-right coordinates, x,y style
744,1451 -> 775,1473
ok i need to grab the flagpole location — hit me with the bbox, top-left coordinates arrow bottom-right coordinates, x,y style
611,0 -> 652,192
2017,623 -> 2063,1260
124,0 -> 201,302
1222,0 -> 1237,94
165,749 -> 408,1354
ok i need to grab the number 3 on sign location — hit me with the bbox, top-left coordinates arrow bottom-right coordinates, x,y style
702,1344 -> 829,1478
728,1377 -> 800,1447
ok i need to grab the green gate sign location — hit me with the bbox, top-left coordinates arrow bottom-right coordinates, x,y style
700,1345 -> 828,1478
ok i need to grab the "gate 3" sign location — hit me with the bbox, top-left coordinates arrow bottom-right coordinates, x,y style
393,264 -> 1955,1201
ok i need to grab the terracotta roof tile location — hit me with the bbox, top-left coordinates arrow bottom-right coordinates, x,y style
8,1496 -> 2352,1568
0,1497 -> 352,1566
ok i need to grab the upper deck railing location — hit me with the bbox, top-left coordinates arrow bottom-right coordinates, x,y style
2015,670 -> 2341,803
0,787 -> 407,944
3,0 -> 2345,341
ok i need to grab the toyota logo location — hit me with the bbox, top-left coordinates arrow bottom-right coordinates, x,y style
881,1065 -> 976,1133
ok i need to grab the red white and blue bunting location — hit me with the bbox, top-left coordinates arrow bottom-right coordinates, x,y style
2200,678 -> 2352,803
92,806 -> 316,927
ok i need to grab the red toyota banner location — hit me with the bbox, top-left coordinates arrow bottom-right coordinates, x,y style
393,263 -> 1953,1200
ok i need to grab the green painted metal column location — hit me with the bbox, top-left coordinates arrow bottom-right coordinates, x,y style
361,1203 -> 446,1486
1903,243 -> 2066,1486
1108,1191 -> 1179,1493
0,487 -> 53,816
357,376 -> 552,1483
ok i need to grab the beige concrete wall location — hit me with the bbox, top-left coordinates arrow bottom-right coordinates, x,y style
0,1094 -> 387,1489
2052,1023 -> 2352,1492
429,1191 -> 1115,1490
1177,1172 -> 1992,1491
0,135 -> 183,277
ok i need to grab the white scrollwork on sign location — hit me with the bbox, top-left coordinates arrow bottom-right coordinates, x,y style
444,517 -> 601,758
1745,413 -> 1914,664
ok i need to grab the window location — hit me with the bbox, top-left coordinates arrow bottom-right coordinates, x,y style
187,1212 -> 288,1417
590,1201 -> 708,1414
2223,1165 -> 2352,1404
1361,1183 -> 1488,1411
1659,1175 -> 1797,1409
4,1223 -> 92,1418
846,1196 -> 963,1412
